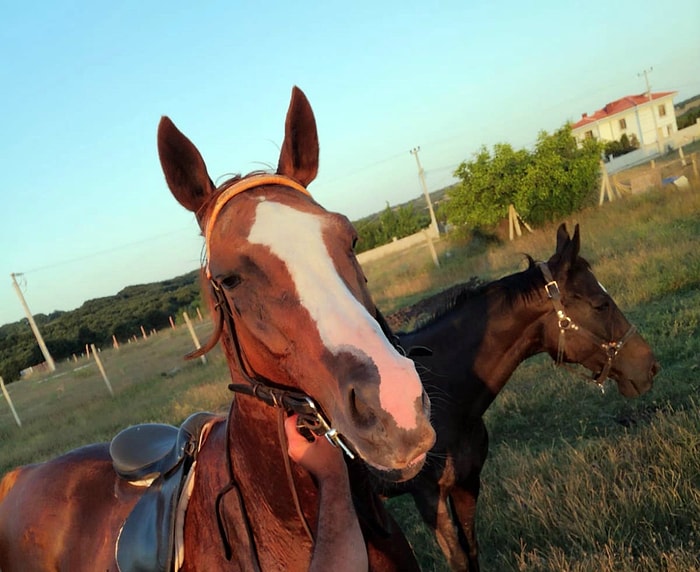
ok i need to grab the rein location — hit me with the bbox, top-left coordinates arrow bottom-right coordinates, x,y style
537,261 -> 636,391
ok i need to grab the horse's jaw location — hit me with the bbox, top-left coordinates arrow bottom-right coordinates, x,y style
612,364 -> 659,398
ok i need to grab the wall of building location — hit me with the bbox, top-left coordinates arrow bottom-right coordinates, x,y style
573,95 -> 678,148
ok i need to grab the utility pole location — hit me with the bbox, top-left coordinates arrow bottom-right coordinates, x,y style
10,273 -> 56,372
410,147 -> 439,236
638,67 -> 662,153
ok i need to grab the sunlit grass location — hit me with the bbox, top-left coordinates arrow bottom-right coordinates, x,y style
374,187 -> 700,570
1,186 -> 699,570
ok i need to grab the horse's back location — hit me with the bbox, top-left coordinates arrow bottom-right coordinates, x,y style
0,443 -> 140,572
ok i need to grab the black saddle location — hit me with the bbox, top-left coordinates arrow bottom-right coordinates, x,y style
111,412 -> 220,572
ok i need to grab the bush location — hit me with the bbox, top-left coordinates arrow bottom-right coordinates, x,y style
445,124 -> 602,229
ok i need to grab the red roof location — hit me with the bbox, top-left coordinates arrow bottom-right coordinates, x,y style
572,91 -> 677,130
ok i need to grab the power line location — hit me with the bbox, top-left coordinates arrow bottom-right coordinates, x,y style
19,226 -> 194,275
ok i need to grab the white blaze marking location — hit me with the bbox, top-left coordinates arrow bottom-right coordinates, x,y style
247,200 -> 422,430
597,280 -> 609,294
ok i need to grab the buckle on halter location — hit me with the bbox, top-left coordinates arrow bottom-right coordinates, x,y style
296,397 -> 355,460
544,280 -> 560,299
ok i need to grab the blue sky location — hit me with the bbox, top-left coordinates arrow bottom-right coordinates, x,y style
1,0 -> 698,326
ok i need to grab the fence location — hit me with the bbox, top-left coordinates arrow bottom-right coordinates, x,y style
357,226 -> 440,265
606,120 -> 700,174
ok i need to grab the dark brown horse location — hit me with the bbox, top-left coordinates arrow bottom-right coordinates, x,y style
380,224 -> 659,571
0,87 -> 435,571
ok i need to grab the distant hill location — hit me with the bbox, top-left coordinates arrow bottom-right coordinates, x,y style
675,93 -> 700,115
353,185 -> 455,227
0,271 -> 203,383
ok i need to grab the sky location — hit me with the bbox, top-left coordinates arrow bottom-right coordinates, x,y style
1,0 -> 699,327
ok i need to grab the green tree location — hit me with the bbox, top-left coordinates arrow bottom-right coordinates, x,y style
445,143 -> 530,228
445,124 -> 601,229
354,202 -> 428,252
518,125 -> 601,225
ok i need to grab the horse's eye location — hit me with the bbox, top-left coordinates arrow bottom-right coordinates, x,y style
221,274 -> 241,290
351,236 -> 359,251
592,297 -> 610,312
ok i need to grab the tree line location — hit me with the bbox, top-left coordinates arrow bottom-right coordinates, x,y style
0,271 -> 203,383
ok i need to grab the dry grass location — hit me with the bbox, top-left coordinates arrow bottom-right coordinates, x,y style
1,185 -> 699,570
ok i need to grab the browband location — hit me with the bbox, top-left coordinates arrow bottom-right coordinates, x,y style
205,174 -> 312,278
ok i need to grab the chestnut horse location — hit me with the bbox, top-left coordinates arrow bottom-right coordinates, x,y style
380,224 -> 659,571
0,87 -> 435,571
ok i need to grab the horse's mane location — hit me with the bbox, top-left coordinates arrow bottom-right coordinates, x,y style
387,256 -> 542,333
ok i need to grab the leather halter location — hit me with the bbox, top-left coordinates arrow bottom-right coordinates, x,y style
537,261 -> 637,390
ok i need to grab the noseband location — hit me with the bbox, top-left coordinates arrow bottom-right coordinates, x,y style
537,262 -> 636,390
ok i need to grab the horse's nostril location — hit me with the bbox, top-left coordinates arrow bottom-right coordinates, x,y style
349,387 -> 376,428
650,361 -> 661,378
421,389 -> 431,415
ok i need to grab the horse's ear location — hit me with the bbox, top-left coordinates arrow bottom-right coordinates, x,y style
555,223 -> 581,270
276,86 -> 319,187
555,223 -> 570,255
158,116 -> 215,218
570,224 -> 581,258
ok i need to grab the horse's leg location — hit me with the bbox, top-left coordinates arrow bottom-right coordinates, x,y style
363,511 -> 421,572
448,423 -> 488,572
412,485 -> 468,571
449,476 -> 481,572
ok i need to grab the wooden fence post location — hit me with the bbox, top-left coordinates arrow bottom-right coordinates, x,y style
184,312 -> 207,365
508,204 -> 533,240
91,344 -> 114,397
508,204 -> 522,240
598,161 -> 616,205
0,376 -> 22,427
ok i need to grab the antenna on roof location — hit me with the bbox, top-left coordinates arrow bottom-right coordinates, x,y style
637,67 -> 653,98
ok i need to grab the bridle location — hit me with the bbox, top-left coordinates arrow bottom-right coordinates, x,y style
197,174 -> 390,563
537,261 -> 637,391
200,173 -> 355,456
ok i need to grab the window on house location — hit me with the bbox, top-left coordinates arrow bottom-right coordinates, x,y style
584,130 -> 593,139
619,118 -> 627,130
658,104 -> 666,117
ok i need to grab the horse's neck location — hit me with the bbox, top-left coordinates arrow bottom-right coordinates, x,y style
407,269 -> 549,415
229,396 -> 318,547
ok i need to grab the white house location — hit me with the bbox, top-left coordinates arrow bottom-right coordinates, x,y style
571,91 -> 678,150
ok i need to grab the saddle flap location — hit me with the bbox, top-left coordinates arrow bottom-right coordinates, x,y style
116,466 -> 185,572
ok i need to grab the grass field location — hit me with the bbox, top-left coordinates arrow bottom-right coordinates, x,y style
1,185 -> 699,571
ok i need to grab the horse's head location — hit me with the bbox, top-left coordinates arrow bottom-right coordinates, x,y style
541,223 -> 659,397
157,87 -> 435,481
